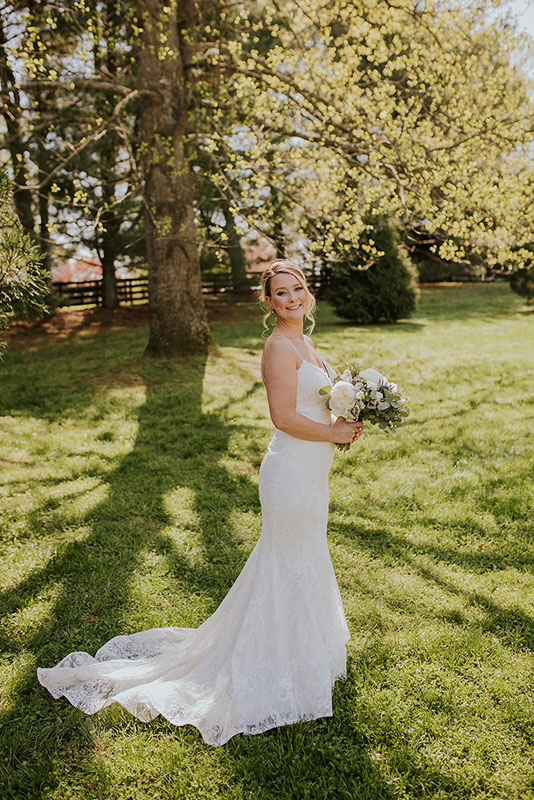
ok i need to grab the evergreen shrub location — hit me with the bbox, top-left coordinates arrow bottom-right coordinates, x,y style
0,171 -> 49,359
509,267 -> 534,304
327,216 -> 420,323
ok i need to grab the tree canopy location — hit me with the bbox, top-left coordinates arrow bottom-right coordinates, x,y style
204,0 -> 534,269
1,0 -> 533,352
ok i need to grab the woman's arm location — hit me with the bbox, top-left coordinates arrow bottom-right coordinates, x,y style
262,338 -> 359,444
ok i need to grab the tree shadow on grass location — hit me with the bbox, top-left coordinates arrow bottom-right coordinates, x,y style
0,341 -> 403,800
196,657 -> 483,800
1,338 -> 503,800
0,349 -> 267,798
329,516 -> 534,653
217,664 -> 400,800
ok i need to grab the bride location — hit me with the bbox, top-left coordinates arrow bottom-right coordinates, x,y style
37,259 -> 363,746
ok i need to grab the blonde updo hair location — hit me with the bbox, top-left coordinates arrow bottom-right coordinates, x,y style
260,259 -> 316,335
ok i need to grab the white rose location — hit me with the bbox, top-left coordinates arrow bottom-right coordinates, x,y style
359,368 -> 385,388
330,380 -> 357,417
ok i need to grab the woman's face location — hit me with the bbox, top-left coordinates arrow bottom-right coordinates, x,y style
268,272 -> 309,322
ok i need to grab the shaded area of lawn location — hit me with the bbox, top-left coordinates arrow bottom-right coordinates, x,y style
1,284 -> 533,799
0,346 -> 262,797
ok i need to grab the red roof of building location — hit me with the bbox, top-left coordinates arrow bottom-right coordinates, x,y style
52,258 -> 102,282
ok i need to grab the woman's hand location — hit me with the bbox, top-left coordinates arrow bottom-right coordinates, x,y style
331,417 -> 364,444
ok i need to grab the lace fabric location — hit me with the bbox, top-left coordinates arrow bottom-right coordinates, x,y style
37,359 -> 350,746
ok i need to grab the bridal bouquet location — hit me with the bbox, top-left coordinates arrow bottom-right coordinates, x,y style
320,365 -> 410,450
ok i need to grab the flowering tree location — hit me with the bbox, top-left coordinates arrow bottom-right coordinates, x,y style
204,0 -> 534,270
2,0 -> 533,355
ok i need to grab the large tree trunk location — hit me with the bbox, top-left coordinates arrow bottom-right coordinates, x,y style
101,223 -> 119,309
136,0 -> 211,356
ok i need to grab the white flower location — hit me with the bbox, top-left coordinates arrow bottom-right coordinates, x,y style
330,380 -> 357,417
359,368 -> 385,388
340,369 -> 352,382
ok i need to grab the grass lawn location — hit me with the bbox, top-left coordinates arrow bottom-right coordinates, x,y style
0,283 -> 533,800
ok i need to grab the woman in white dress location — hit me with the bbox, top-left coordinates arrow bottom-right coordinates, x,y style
37,259 -> 363,746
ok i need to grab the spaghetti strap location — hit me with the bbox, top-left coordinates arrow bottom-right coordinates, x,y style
278,335 -> 302,356
265,335 -> 329,377
260,336 -> 295,381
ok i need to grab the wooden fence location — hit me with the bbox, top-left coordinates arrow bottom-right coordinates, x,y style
52,270 -> 324,308
52,277 -> 149,307
52,274 -> 245,307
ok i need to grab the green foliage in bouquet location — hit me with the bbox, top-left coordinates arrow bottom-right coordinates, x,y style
509,267 -> 534,304
327,216 -> 420,324
320,363 -> 410,451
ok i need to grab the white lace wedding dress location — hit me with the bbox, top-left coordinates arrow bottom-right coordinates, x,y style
37,350 -> 350,746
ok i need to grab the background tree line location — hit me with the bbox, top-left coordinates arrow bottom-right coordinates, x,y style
1,0 -> 533,355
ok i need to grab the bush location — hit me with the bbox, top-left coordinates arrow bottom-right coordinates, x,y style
0,171 -> 49,359
327,216 -> 420,323
509,268 -> 534,304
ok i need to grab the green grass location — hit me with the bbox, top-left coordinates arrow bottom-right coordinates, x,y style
0,284 -> 533,800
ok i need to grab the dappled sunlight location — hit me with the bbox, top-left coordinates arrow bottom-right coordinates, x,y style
1,524 -> 93,594
124,547 -> 215,632
201,347 -> 264,418
30,480 -> 110,524
3,582 -> 62,645
161,487 -> 199,530
226,508 -> 262,544
0,285 -> 533,798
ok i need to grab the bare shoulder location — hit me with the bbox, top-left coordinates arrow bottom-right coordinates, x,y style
262,335 -> 298,376
264,334 -> 293,356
